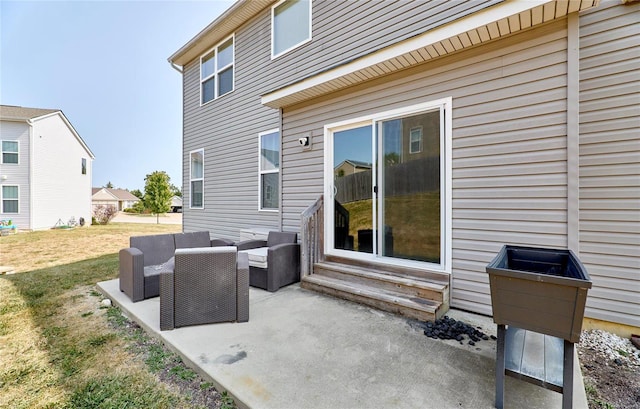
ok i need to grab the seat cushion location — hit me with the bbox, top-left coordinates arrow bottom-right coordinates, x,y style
143,257 -> 175,277
239,247 -> 268,269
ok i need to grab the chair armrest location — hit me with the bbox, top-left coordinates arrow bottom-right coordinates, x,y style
267,243 -> 301,291
159,271 -> 175,331
119,247 -> 144,302
211,238 -> 235,247
237,252 -> 249,322
236,239 -> 267,251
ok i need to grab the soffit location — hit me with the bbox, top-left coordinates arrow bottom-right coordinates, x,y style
262,0 -> 599,109
169,0 -> 273,67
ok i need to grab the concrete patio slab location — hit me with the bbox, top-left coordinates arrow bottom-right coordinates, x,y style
98,279 -> 587,409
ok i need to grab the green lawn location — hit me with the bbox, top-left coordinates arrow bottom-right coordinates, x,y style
0,224 -> 234,409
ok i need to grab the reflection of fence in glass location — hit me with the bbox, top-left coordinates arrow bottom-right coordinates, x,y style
334,156 -> 440,203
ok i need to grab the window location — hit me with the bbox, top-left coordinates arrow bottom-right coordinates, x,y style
81,158 -> 87,175
272,0 -> 311,58
409,127 -> 422,154
1,185 -> 18,213
1,141 -> 18,164
201,35 -> 234,104
190,150 -> 204,208
259,129 -> 280,210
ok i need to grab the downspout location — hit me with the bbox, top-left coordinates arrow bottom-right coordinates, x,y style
27,118 -> 34,230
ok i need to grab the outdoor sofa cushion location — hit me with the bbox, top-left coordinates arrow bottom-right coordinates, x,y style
241,247 -> 268,269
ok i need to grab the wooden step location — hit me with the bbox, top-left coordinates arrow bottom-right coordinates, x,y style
324,254 -> 450,284
314,261 -> 448,304
302,274 -> 447,322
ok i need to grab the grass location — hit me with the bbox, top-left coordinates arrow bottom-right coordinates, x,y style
0,223 -> 236,408
343,191 -> 441,262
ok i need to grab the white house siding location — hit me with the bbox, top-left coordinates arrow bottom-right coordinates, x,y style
181,0 -> 500,241
578,1 -> 640,327
31,114 -> 93,230
282,19 -> 570,315
0,120 -> 31,229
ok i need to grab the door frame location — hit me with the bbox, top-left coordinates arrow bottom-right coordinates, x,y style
323,97 -> 453,274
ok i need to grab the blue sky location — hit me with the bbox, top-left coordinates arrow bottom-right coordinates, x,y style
1,0 -> 234,191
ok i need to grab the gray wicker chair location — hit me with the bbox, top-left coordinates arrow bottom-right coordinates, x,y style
160,246 -> 249,330
237,231 -> 300,292
119,231 -> 234,302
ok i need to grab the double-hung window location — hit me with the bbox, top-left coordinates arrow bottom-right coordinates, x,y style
272,0 -> 311,58
1,185 -> 19,213
259,129 -> 280,211
190,149 -> 204,209
1,141 -> 18,164
201,35 -> 234,104
409,127 -> 423,154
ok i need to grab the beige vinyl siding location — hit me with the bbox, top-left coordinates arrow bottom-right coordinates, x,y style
181,0 -> 499,240
282,20 -> 569,315
578,0 -> 640,327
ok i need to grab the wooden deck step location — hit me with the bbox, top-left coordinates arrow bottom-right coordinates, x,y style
314,261 -> 448,304
301,274 -> 447,322
324,255 -> 449,284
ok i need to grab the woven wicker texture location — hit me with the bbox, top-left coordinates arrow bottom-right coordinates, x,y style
173,247 -> 238,328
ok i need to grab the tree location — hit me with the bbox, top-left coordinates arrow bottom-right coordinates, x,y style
169,183 -> 182,198
143,171 -> 172,224
105,181 -> 114,188
130,189 -> 144,200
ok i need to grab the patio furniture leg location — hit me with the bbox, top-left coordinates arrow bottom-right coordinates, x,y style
495,324 -> 506,409
563,340 -> 574,409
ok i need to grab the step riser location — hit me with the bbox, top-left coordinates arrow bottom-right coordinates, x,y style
314,265 -> 446,304
301,279 -> 445,322
324,255 -> 449,284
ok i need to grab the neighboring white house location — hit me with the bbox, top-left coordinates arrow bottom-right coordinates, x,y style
170,195 -> 183,213
92,188 -> 140,211
0,105 -> 95,230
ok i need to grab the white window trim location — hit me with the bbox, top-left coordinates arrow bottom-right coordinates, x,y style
1,184 -> 20,214
1,140 -> 19,164
323,97 -> 452,274
189,149 -> 204,209
271,0 -> 312,60
258,128 -> 280,212
200,34 -> 235,106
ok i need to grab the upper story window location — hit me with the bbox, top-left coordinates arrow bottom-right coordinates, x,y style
190,149 -> 204,209
1,141 -> 18,164
259,129 -> 280,211
272,0 -> 311,58
81,158 -> 87,175
201,35 -> 234,105
409,127 -> 422,154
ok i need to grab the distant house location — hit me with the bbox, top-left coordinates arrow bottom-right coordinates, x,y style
0,105 -> 95,230
91,188 -> 139,211
334,160 -> 371,178
171,195 -> 183,213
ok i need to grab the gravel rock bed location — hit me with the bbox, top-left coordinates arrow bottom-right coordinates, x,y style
579,329 -> 640,369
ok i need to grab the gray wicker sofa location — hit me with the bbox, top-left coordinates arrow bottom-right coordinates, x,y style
119,231 -> 233,302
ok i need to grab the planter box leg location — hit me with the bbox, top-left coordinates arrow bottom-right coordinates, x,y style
496,324 -> 506,409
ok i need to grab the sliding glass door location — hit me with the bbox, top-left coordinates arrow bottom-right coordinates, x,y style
326,99 -> 449,271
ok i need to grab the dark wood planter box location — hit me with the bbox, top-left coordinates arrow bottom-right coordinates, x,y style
486,245 -> 592,343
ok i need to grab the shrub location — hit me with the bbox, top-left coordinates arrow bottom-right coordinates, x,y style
92,205 -> 118,225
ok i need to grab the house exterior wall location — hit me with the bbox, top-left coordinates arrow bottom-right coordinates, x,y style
578,0 -> 640,327
31,114 -> 93,230
181,0 -> 500,241
0,120 -> 31,229
281,19 -> 571,316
